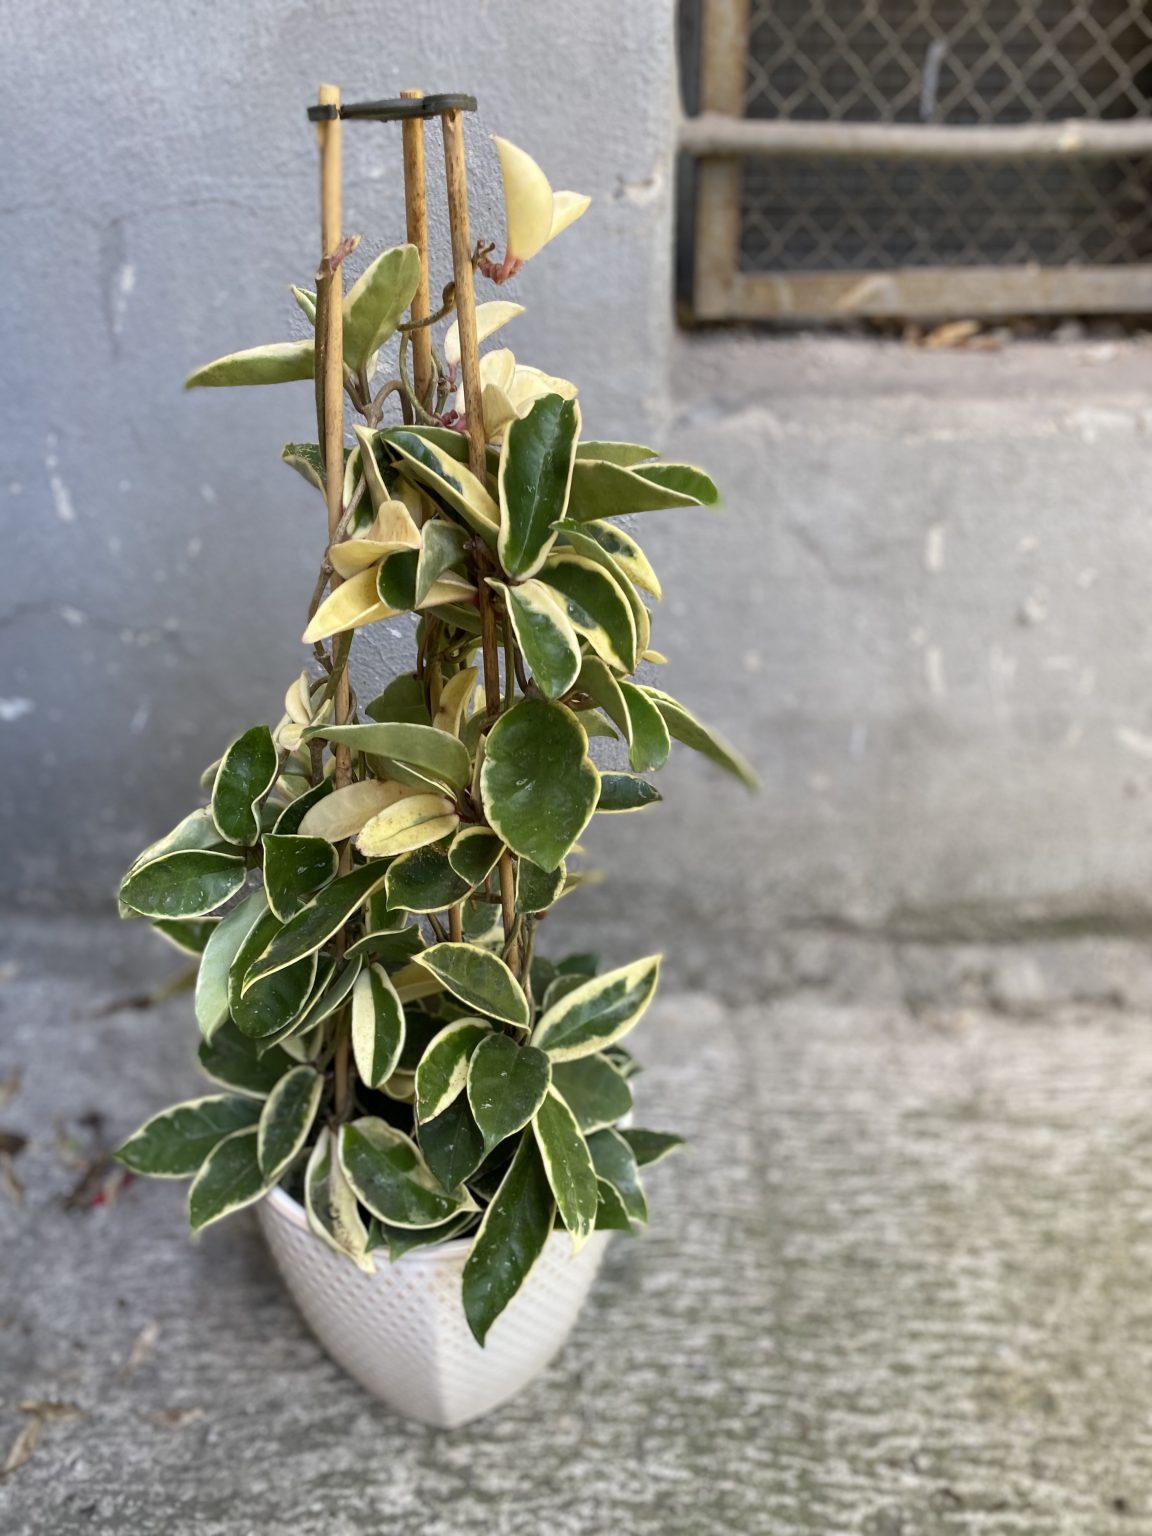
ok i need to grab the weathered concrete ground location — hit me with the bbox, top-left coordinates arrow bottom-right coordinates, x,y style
2,914 -> 1151,1535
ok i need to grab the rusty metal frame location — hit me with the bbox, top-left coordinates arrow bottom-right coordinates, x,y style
687,0 -> 1152,322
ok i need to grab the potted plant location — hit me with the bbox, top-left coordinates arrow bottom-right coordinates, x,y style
114,93 -> 754,1428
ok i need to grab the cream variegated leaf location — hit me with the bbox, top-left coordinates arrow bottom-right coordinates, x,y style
492,137 -> 590,273
355,793 -> 460,859
445,301 -> 524,368
433,667 -> 478,737
305,1128 -> 375,1274
301,568 -> 398,644
297,779 -> 419,841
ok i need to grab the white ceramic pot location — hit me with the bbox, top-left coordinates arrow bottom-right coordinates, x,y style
257,1185 -> 611,1427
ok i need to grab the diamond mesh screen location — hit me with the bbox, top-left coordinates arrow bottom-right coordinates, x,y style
739,0 -> 1152,276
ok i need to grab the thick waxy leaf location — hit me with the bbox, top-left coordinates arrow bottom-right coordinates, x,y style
293,953 -> 361,1036
120,850 -> 247,920
491,579 -> 581,700
273,777 -> 334,835
415,520 -> 470,608
355,793 -> 459,859
346,922 -> 426,964
338,1118 -> 476,1229
467,1034 -> 552,1151
383,430 -> 500,543
574,440 -> 657,467
127,807 -> 230,876
302,567 -> 396,645
195,888 -> 268,1039
619,681 -> 671,773
257,1065 -> 322,1182
186,339 -> 314,389
416,943 -> 530,1028
188,1128 -> 268,1231
305,1128 -> 374,1273
211,725 -> 278,846
229,910 -> 318,1040
302,721 -> 471,791
481,698 -> 600,874
116,1095 -> 261,1177
329,497 -> 423,577
587,1126 -> 647,1223
596,772 -> 662,813
418,1096 -> 486,1192
385,845 -> 472,914
497,393 -> 581,577
563,518 -> 662,598
372,1209 -> 476,1260
462,1132 -> 555,1346
640,687 -> 758,791
595,1178 -> 632,1230
539,553 -> 637,673
576,655 -> 630,740
565,457 -> 714,521
198,1019 -> 296,1098
444,300 -> 523,367
415,1018 -> 492,1123
532,955 -> 661,1061
515,857 -> 565,914
433,667 -> 478,738
633,462 -> 719,506
297,779 -> 413,842
351,964 -> 406,1089
551,523 -> 652,657
261,835 -> 339,922
282,441 -> 325,491
376,548 -> 473,612
448,826 -> 504,886
551,1054 -> 634,1132
365,673 -> 431,727
342,243 -> 421,370
491,137 -> 590,267
533,1088 -> 599,1250
151,916 -> 218,956
621,1127 -> 684,1167
242,863 -> 389,987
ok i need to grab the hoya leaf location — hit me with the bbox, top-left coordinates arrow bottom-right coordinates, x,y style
197,1020 -> 296,1098
282,441 -> 325,491
444,300 -> 524,367
515,857 -> 565,915
497,393 -> 581,578
462,1132 -> 555,1346
297,779 -> 414,842
229,909 -> 318,1040
302,721 -> 471,791
350,964 -> 406,1089
301,567 -> 396,645
365,673 -> 432,727
492,136 -> 556,262
342,243 -> 421,371
551,1054 -> 634,1133
372,1209 -> 476,1260
415,520 -> 470,607
120,850 -> 247,920
558,517 -> 662,598
126,807 -> 231,876
211,725 -> 278,846
587,1126 -> 647,1224
116,1095 -> 261,1178
242,863 -> 389,988
538,552 -> 637,673
596,772 -> 662,813
448,826 -> 505,886
272,777 -> 335,835
576,655 -> 630,741
418,1095 -> 487,1192
186,339 -> 315,389
491,579 -> 581,700
620,1128 -> 685,1167
304,1127 -> 375,1274
383,430 -> 500,544
467,1033 -> 552,1153
355,794 -> 459,859
414,1018 -> 492,1123
257,1065 -> 323,1182
481,698 -> 599,874
385,845 -> 472,914
533,1088 -> 599,1251
633,462 -> 719,506
565,457 -> 713,521
194,888 -> 268,1039
261,835 -> 339,923
292,954 -> 362,1038
187,1128 -> 268,1231
416,942 -> 530,1028
574,440 -> 658,467
345,922 -> 426,964
338,1118 -> 476,1229
640,687 -> 758,791
433,667 -> 478,738
532,955 -> 661,1061
151,916 -> 218,957
595,1178 -> 632,1230
619,681 -> 671,774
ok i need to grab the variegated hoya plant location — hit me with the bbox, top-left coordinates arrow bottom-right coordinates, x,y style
116,135 -> 755,1344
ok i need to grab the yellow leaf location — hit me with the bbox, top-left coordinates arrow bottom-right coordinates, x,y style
548,189 -> 591,242
642,649 -> 668,665
356,794 -> 460,859
298,779 -> 419,841
493,137 -> 555,263
433,668 -> 479,737
445,302 -> 524,369
301,569 -> 398,644
284,671 -> 312,726
329,498 -> 422,578
415,571 -> 476,611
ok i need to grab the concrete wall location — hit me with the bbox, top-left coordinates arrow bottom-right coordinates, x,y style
1,0 -> 676,906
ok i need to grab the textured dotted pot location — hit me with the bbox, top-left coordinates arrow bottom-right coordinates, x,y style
257,1185 -> 611,1427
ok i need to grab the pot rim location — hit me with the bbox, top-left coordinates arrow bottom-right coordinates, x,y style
265,1182 -> 476,1262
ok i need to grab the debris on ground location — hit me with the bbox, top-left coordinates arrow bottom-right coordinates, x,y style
2,1402 -> 83,1480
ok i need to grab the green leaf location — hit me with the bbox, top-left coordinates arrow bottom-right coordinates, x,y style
416,942 -> 530,1028
197,1019 -> 296,1097
272,777 -> 335,835
633,461 -> 719,506
282,441 -> 325,492
375,547 -> 419,610
291,285 -> 317,323
383,430 -> 500,544
194,888 -> 268,1039
480,698 -> 599,874
497,393 -> 581,577
587,1126 -> 647,1223
515,857 -> 565,914
565,457 -> 714,521
532,955 -> 660,1061
126,807 -> 230,876
257,1065 -> 323,1182
538,552 -> 637,673
551,1054 -> 633,1133
342,244 -> 421,371
186,339 -> 314,389
619,681 -> 670,773
416,520 -> 470,607
415,1095 -> 487,1197
621,1127 -> 684,1167
385,845 -> 472,914
415,1018 -> 492,1123
596,772 -> 662,813
292,954 -> 362,1040
241,863 -> 389,988
370,1209 -> 475,1260
345,922 -> 426,964
229,909 -> 318,1040
462,1132 -> 555,1346
549,521 -> 652,656
490,579 -> 581,700
640,687 -> 758,791
595,1178 -> 632,1230
575,440 -> 657,467
338,1118 -> 476,1229
350,964 -> 406,1089
302,721 -> 471,791
211,725 -> 278,846
187,1127 -> 268,1231
364,673 -> 432,727
467,1034 -> 552,1152
532,1088 -> 599,1250
261,835 -> 339,922
151,916 -> 218,956
556,517 -> 661,598
576,655 -> 630,740
120,850 -> 247,920
448,826 -> 504,886
304,1127 -> 374,1273
116,1095 -> 260,1177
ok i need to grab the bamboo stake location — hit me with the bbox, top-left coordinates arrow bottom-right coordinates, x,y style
400,89 -> 434,409
440,108 -> 519,974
